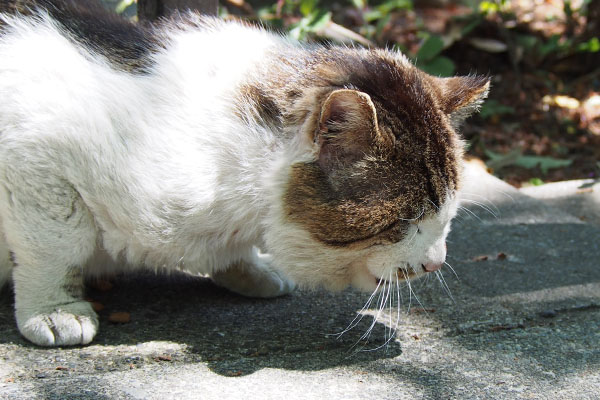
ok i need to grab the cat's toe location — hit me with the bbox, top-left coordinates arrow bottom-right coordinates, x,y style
18,302 -> 99,346
271,272 -> 296,297
212,262 -> 296,299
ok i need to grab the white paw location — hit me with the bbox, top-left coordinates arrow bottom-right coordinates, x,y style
213,258 -> 296,299
17,301 -> 98,347
254,268 -> 296,298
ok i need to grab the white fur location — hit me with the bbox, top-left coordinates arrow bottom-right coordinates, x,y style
0,14 -> 456,346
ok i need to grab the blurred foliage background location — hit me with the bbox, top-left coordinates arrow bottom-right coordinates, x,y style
107,0 -> 600,187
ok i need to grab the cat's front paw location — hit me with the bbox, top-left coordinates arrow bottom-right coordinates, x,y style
17,301 -> 98,346
213,258 -> 296,299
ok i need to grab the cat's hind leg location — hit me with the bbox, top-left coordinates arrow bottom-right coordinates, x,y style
0,226 -> 13,290
211,248 -> 296,298
1,170 -> 99,346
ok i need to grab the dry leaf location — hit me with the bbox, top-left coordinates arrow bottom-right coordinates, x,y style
108,312 -> 130,323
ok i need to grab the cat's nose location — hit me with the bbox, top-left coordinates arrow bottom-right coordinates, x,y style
423,263 -> 442,272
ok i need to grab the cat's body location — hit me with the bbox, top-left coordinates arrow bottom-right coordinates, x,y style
0,0 -> 488,346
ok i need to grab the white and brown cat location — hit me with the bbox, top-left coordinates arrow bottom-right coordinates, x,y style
0,0 -> 488,346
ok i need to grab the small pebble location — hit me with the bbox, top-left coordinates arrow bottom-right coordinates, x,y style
540,310 -> 557,318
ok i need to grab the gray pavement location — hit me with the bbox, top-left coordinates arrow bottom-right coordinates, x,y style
0,162 -> 599,399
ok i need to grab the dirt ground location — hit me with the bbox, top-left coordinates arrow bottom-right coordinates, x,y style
234,0 -> 600,187
360,0 -> 600,187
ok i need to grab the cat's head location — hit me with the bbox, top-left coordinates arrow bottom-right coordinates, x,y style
264,48 -> 489,291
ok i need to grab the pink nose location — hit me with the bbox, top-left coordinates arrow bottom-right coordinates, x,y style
423,263 -> 443,272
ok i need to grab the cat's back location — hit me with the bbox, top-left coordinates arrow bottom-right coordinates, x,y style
0,3 -> 285,259
0,1 -> 284,131
0,1 -> 286,189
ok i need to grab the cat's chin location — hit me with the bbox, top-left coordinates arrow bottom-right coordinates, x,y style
353,265 -> 430,292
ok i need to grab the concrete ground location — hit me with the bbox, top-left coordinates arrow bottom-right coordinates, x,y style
0,162 -> 598,400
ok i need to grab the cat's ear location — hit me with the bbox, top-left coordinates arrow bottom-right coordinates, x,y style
432,75 -> 490,127
316,89 -> 391,173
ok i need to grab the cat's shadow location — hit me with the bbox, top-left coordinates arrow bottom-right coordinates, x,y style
0,272 -> 402,376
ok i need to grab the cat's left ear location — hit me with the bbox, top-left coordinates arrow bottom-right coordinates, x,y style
431,75 -> 490,127
316,89 -> 392,173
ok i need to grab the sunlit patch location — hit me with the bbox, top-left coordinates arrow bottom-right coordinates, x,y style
334,265 -> 457,352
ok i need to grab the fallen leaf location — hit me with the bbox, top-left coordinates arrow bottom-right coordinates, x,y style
108,312 -> 130,323
473,255 -> 489,261
468,37 -> 508,53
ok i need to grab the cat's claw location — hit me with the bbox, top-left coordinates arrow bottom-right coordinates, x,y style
17,302 -> 98,346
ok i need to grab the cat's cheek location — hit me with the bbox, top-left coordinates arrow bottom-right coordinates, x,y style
350,262 -> 380,292
362,249 -> 406,284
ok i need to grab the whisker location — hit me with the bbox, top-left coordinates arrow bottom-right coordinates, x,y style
436,270 -> 455,303
405,226 -> 420,246
396,206 -> 425,223
360,276 -> 399,353
334,275 -> 382,337
459,191 -> 500,210
426,198 -> 439,211
458,205 -> 483,222
459,199 -> 498,218
403,269 -> 428,313
350,273 -> 388,350
395,271 -> 401,333
443,261 -> 460,281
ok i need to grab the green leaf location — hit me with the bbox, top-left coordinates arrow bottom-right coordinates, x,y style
115,0 -> 135,14
306,10 -> 331,32
418,56 -> 455,77
417,35 -> 445,62
300,0 -> 318,17
528,177 -> 545,186
364,9 -> 383,22
479,99 -> 515,119
351,0 -> 366,9
518,155 -> 573,174
485,148 -> 572,174
288,10 -> 331,40
539,34 -> 561,57
479,1 -> 499,14
377,0 -> 412,14
578,37 -> 600,53
375,14 -> 392,37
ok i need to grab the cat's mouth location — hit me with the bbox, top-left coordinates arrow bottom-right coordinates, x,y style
375,264 -> 431,284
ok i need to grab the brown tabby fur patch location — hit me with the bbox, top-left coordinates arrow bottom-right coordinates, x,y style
240,48 -> 487,247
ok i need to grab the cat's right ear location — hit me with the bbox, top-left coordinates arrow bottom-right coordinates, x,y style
432,75 -> 491,127
316,89 -> 391,174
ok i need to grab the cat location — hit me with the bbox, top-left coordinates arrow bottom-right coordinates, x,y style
0,0 -> 489,347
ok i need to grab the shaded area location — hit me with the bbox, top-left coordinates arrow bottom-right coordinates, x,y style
0,167 -> 598,399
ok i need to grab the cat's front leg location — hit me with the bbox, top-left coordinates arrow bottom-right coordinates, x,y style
3,171 -> 99,346
211,248 -> 296,298
13,264 -> 98,347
